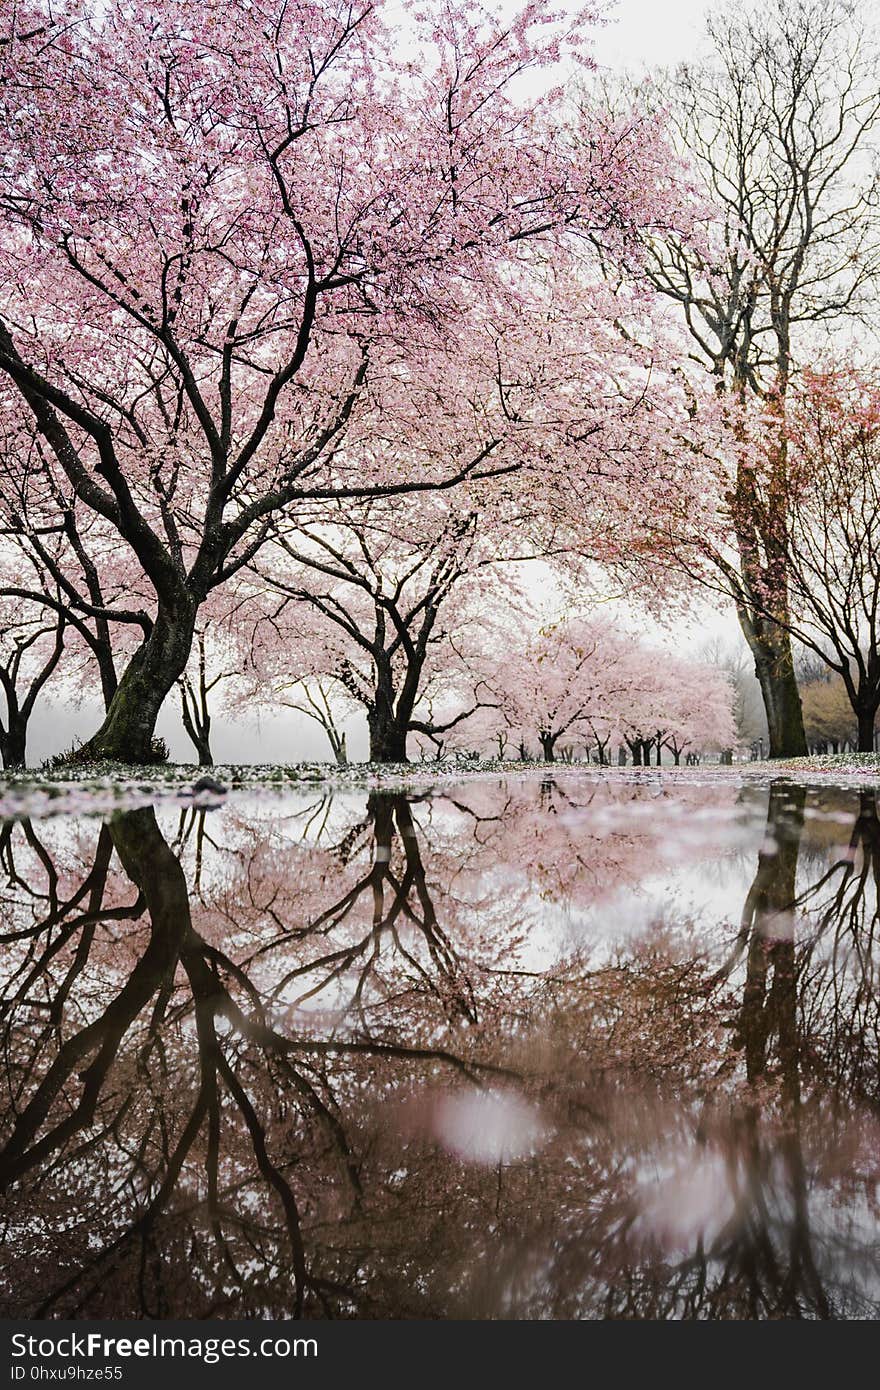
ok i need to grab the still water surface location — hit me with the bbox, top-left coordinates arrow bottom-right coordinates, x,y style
1,773 -> 878,1319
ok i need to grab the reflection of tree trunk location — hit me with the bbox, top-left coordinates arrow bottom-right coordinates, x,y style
0,807 -> 314,1317
365,793 -> 476,1025
851,789 -> 880,854
735,783 -> 804,1089
114,808 -> 310,1312
1,794 -> 499,1318
0,810 -> 181,1190
729,783 -> 832,1316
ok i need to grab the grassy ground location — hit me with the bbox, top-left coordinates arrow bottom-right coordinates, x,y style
755,751 -> 880,774
0,756 -> 522,820
2,751 -> 879,821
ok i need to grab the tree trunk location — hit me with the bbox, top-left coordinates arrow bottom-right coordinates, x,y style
73,598 -> 197,764
368,707 -> 408,763
193,736 -> 213,767
93,634 -> 118,712
857,709 -> 876,754
0,716 -> 27,770
738,609 -> 807,759
751,644 -> 807,758
180,695 -> 213,767
729,400 -> 808,760
539,732 -> 557,762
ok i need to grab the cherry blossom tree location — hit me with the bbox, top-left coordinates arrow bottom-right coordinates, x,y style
0,0 -> 692,764
600,651 -> 738,766
247,490 -> 525,762
0,413 -> 152,723
243,265 -> 712,765
480,614 -> 637,762
651,659 -> 738,765
230,591 -> 362,762
177,620 -> 241,767
280,679 -> 351,766
458,613 -> 737,766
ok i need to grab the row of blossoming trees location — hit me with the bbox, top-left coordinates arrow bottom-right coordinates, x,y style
158,598 -> 740,767
0,0 -> 878,768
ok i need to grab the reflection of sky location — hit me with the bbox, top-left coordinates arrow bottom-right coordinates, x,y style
452,783 -> 767,969
152,775 -> 880,981
417,778 -> 880,981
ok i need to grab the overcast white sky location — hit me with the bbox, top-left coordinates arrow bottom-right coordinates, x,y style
31,0 -> 733,766
590,0 -> 710,70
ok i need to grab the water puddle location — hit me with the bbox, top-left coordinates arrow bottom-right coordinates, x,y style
1,774 -> 878,1318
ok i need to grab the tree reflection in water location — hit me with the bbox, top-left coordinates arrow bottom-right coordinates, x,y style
0,777 -> 878,1319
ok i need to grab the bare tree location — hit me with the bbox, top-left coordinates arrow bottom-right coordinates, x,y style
634,0 -> 880,756
745,371 -> 880,750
